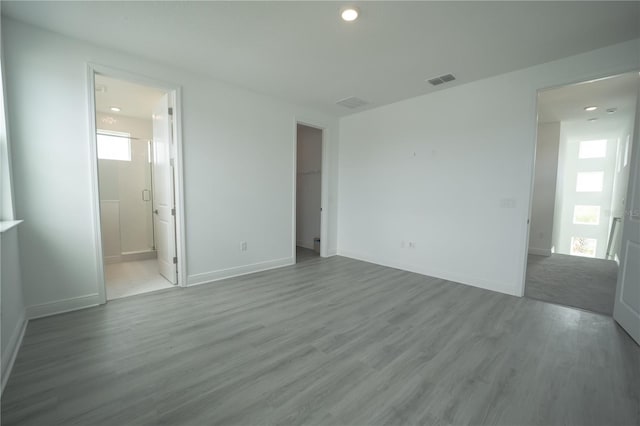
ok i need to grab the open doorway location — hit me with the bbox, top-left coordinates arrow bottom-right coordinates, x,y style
525,72 -> 638,315
91,72 -> 183,300
295,123 -> 323,263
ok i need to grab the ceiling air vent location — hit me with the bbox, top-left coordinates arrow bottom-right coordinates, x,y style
427,73 -> 456,86
336,96 -> 370,109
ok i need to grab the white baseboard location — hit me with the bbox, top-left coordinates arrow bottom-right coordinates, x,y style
105,250 -> 157,264
103,255 -> 121,264
1,313 -> 27,394
528,247 -> 552,257
121,250 -> 157,262
326,248 -> 338,257
187,257 -> 295,287
26,293 -> 102,320
337,249 -> 520,297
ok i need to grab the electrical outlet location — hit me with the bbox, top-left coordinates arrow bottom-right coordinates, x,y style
240,241 -> 247,251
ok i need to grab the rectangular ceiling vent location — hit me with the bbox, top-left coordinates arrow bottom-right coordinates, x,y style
427,73 -> 456,86
336,96 -> 370,109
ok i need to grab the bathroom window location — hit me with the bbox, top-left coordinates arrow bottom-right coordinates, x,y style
97,130 -> 131,161
578,139 -> 607,159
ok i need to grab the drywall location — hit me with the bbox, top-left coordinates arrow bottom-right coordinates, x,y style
97,113 -> 154,257
338,38 -> 640,297
1,226 -> 26,393
529,122 -> 560,256
296,125 -> 322,250
2,18 -> 339,315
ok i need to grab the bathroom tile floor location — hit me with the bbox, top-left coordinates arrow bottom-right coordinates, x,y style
105,259 -> 174,300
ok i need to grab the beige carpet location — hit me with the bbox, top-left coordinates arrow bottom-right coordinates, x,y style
525,253 -> 618,315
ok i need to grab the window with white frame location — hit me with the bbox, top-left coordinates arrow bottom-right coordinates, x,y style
97,130 -> 131,161
578,139 -> 607,159
573,205 -> 601,225
576,171 -> 604,192
570,237 -> 597,258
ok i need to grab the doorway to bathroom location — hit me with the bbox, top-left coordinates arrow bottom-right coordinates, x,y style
92,73 -> 182,300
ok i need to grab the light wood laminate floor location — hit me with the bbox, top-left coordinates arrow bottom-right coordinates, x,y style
2,255 -> 638,425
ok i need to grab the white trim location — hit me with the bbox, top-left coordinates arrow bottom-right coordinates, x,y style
528,247 -> 552,256
520,88 -> 540,299
291,119 -> 297,262
86,63 -> 188,302
1,313 -> 27,394
104,250 -> 157,264
294,118 -> 330,262
86,64 -> 107,304
319,127 -> 330,259
26,293 -> 101,320
0,220 -> 22,233
172,88 -> 188,289
187,257 -> 294,287
327,248 -> 338,257
103,255 -> 122,264
337,249 -> 520,297
121,250 -> 157,262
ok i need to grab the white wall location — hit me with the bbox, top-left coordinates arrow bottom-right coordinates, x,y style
529,122 -> 560,256
338,38 -> 640,297
296,125 -> 322,250
2,18 -> 339,316
1,226 -> 26,393
97,113 -> 154,258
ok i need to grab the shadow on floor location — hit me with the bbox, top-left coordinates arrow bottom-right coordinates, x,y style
524,253 -> 618,315
296,246 -> 319,263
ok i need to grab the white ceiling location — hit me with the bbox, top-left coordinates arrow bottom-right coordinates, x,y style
3,1 -> 639,117
95,74 -> 165,120
538,71 -> 639,141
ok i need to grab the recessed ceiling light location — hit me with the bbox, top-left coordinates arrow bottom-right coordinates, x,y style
584,106 -> 597,111
110,106 -> 121,112
606,108 -> 617,114
341,7 -> 359,22
587,117 -> 598,122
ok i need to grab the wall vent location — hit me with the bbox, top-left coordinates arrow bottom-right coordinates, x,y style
427,73 -> 456,86
336,96 -> 370,109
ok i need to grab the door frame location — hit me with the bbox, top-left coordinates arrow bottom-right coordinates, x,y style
86,63 -> 187,304
520,70 -> 639,297
293,119 -> 329,260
